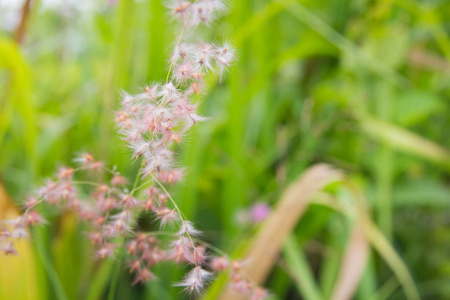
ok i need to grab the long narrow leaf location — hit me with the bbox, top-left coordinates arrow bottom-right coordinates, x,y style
283,235 -> 324,300
219,164 -> 342,299
330,219 -> 370,300
360,116 -> 450,168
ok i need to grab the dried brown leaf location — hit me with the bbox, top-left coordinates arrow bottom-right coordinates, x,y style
219,164 -> 342,300
330,220 -> 369,300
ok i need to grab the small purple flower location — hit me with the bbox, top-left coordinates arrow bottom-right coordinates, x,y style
250,203 -> 271,223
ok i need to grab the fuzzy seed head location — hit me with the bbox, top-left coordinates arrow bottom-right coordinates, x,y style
176,266 -> 213,294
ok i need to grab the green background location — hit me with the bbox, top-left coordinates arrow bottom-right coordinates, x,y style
1,0 -> 449,299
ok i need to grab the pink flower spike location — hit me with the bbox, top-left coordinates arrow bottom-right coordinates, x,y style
120,194 -> 138,209
92,184 -> 109,198
105,211 -> 133,236
90,161 -> 104,171
251,287 -> 269,300
231,277 -> 253,294
142,84 -> 160,100
129,259 -> 142,273
210,0 -> 228,13
132,268 -> 155,285
173,62 -> 197,84
210,256 -> 230,272
147,186 -> 160,197
126,240 -> 139,255
171,236 -> 190,263
99,196 -> 118,212
24,211 -> 46,226
177,221 -> 201,237
11,228 -> 29,239
94,216 -> 107,226
74,153 -> 94,167
111,175 -> 127,186
3,216 -> 24,229
96,243 -> 116,259
159,169 -> 185,184
143,248 -> 166,265
171,43 -> 194,63
57,167 -> 75,180
173,99 -> 208,128
25,197 -> 39,209
158,82 -> 180,103
187,81 -> 204,94
231,260 -> 250,274
1,241 -> 18,256
175,266 -> 213,294
0,227 -> 11,239
144,197 -> 155,211
157,193 -> 169,204
187,245 -> 207,265
120,91 -> 135,106
194,42 -> 215,72
88,232 -> 103,246
215,42 -> 235,75
166,0 -> 192,23
169,133 -> 182,144
76,206 -> 96,221
191,1 -> 216,26
130,141 -> 150,160
155,208 -> 178,227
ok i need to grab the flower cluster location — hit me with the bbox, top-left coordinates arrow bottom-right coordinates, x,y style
0,0 -> 268,298
211,258 -> 270,300
116,42 -> 235,183
167,0 -> 228,27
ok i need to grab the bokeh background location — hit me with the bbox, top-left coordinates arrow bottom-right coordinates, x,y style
1,0 -> 449,299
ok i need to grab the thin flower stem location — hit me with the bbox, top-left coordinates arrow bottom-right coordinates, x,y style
154,25 -> 187,111
141,231 -> 228,258
139,231 -> 230,262
130,179 -> 153,195
165,26 -> 186,83
152,176 -> 187,221
152,175 -> 198,263
101,166 -> 117,176
191,237 -> 229,258
138,231 -> 256,284
131,159 -> 146,195
107,159 -> 145,300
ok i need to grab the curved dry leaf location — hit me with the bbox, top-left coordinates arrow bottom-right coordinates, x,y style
330,220 -> 369,300
360,117 -> 450,167
219,164 -> 342,300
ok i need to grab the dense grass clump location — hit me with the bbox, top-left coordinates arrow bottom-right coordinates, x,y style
0,0 -> 449,299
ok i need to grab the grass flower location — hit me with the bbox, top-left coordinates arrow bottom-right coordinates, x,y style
132,268 -> 155,285
1,241 -> 18,256
210,256 -> 230,272
0,0 -> 270,297
177,220 -> 202,237
176,266 -> 213,294
96,243 -> 116,259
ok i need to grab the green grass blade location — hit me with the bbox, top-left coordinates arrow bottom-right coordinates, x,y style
278,0 -> 407,87
85,260 -> 115,300
33,227 -> 69,300
359,116 -> 450,169
283,235 -> 324,300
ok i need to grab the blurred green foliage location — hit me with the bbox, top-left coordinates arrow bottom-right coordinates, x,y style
1,0 -> 450,299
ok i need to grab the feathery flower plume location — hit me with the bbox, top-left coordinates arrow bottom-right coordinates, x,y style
0,0 -> 268,297
176,266 -> 213,293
